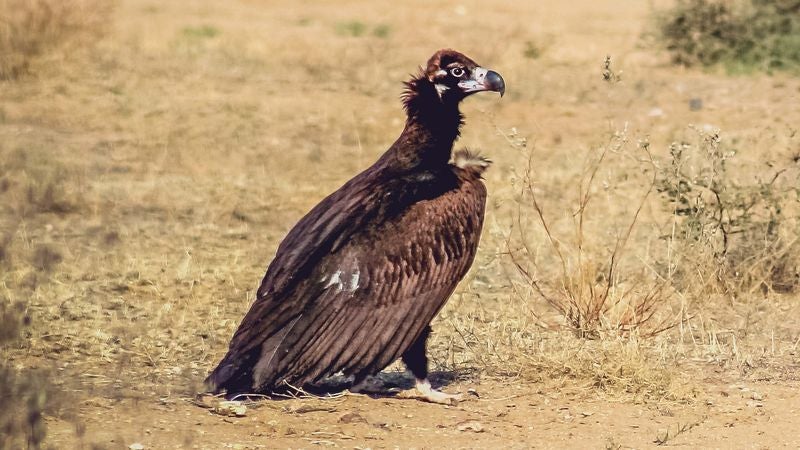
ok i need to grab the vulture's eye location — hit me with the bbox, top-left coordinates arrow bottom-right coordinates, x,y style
450,67 -> 465,78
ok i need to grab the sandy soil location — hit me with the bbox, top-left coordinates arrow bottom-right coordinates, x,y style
43,374 -> 800,449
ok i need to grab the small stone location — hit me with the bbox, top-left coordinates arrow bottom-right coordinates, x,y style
213,401 -> 247,417
129,444 -> 144,450
338,412 -> 368,424
456,420 -> 485,433
290,404 -> 336,414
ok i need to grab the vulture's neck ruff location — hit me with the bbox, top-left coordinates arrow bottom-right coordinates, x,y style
390,51 -> 505,170
403,76 -> 465,143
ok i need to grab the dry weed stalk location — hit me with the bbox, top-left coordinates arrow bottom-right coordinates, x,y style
654,417 -> 706,445
506,127 -> 677,338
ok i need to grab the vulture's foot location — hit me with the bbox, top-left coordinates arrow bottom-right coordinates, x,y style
395,378 -> 461,405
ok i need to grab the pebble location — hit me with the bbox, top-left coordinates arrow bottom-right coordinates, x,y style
456,420 -> 485,433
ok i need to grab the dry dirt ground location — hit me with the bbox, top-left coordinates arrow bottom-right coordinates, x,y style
2,0 -> 800,448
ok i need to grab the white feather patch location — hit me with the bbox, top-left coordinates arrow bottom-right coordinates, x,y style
322,268 -> 360,293
324,270 -> 343,292
452,149 -> 492,173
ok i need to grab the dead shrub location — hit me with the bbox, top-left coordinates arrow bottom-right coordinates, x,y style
656,126 -> 800,296
0,0 -> 114,79
505,128 -> 678,339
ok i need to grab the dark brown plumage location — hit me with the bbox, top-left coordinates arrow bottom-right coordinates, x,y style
205,49 -> 505,402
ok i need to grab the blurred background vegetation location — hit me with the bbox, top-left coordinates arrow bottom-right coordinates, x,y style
655,0 -> 800,73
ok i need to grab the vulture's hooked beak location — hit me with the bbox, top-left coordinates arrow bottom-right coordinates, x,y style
458,67 -> 506,97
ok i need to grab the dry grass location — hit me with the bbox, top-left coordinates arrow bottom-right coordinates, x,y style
433,291 -> 693,402
0,0 -> 799,446
0,0 -> 114,79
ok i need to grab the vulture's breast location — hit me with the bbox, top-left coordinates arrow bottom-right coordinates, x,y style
311,167 -> 487,309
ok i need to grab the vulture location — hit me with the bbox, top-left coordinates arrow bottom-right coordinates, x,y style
206,49 -> 505,404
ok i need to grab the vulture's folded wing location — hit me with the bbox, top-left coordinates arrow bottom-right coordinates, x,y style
206,169 -> 486,393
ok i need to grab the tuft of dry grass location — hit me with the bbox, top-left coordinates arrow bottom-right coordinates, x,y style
433,292 -> 694,402
0,0 -> 114,79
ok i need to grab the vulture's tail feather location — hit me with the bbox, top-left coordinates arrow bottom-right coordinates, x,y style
204,348 -> 259,396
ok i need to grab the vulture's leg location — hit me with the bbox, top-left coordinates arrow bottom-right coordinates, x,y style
398,326 -> 461,405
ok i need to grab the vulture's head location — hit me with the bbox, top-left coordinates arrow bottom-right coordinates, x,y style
423,49 -> 505,103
